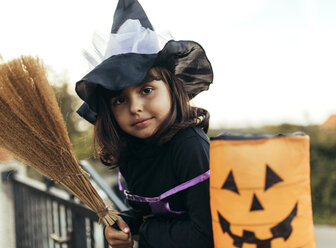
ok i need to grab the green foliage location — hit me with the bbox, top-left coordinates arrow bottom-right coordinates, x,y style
309,127 -> 336,224
209,124 -> 336,225
52,83 -> 94,161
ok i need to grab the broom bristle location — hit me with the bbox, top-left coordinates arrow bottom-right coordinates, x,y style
0,56 -> 117,225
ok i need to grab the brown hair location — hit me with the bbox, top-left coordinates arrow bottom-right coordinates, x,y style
94,66 -> 209,167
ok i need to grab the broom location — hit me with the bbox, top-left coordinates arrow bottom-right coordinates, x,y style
0,56 -> 118,226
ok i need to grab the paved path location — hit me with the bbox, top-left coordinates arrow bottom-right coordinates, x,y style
315,225 -> 336,248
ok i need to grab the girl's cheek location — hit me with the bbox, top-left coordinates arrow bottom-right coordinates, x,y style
145,91 -> 155,100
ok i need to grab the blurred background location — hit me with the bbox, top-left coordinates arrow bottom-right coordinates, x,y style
0,0 -> 336,246
1,0 -> 336,128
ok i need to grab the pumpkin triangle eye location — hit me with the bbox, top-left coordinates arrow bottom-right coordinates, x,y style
250,194 -> 264,211
265,164 -> 283,191
222,170 -> 239,194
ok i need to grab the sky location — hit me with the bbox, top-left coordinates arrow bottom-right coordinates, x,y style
1,0 -> 336,129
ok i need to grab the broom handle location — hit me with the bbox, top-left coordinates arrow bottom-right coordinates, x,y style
79,160 -> 128,211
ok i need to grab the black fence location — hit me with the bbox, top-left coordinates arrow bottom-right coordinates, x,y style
9,174 -> 108,248
4,161 -> 129,248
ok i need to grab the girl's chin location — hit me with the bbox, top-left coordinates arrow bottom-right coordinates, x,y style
131,130 -> 156,139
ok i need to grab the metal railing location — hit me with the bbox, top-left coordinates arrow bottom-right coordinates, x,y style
4,160 -> 128,248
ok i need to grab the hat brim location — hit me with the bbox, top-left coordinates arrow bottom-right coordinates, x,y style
76,40 -> 213,123
155,40 -> 213,99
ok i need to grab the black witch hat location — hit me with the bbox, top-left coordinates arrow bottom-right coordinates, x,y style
76,0 -> 213,124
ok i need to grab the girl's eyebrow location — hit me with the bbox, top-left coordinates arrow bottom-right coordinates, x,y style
141,74 -> 161,83
137,80 -> 158,88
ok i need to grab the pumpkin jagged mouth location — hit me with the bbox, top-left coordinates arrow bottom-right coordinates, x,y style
217,203 -> 298,248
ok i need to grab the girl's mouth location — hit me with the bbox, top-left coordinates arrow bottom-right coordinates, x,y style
132,117 -> 153,127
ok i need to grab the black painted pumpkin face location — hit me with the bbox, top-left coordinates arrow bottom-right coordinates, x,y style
210,135 -> 316,248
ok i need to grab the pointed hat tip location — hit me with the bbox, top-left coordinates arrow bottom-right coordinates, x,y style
111,0 -> 154,33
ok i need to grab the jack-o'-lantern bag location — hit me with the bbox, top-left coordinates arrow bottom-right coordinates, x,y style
210,133 -> 316,248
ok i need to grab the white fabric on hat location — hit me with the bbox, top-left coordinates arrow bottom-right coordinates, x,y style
83,19 -> 171,69
104,19 -> 160,59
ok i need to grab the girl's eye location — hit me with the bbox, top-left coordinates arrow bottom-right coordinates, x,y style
112,96 -> 126,106
142,87 -> 153,94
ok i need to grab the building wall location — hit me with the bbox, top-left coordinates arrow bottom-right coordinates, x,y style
0,159 -> 26,248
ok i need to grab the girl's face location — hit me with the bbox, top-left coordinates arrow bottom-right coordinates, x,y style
110,80 -> 172,139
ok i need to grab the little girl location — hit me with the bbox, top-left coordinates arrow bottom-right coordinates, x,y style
75,0 -> 214,247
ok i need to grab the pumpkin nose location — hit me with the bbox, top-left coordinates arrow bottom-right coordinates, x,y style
250,194 -> 264,211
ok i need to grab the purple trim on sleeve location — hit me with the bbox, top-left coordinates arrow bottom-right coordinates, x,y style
123,170 -> 210,202
149,201 -> 185,215
118,171 -> 123,191
119,170 -> 210,215
164,202 -> 185,214
161,170 -> 210,199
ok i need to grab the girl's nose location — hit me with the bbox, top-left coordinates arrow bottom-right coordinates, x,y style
129,97 -> 143,114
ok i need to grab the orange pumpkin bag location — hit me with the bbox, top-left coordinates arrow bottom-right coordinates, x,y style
210,133 -> 316,248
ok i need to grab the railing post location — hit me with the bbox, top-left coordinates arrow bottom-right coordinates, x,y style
71,211 -> 88,248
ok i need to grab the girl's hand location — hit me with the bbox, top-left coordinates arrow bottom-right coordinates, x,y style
104,216 -> 134,248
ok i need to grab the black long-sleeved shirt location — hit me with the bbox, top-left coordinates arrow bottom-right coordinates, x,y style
118,127 -> 213,248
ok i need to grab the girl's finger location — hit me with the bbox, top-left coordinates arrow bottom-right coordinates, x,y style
108,236 -> 133,246
105,225 -> 129,241
112,245 -> 133,248
115,216 -> 130,234
110,243 -> 133,248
